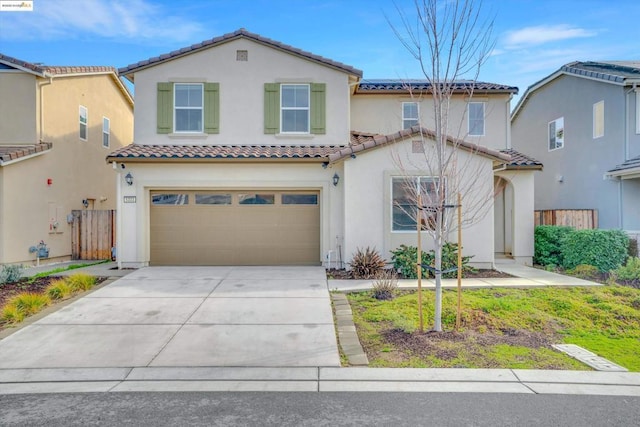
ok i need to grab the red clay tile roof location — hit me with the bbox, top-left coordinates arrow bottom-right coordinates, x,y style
329,127 -> 512,164
0,53 -> 46,75
0,53 -> 117,76
499,149 -> 543,170
0,142 -> 53,164
356,79 -> 518,94
119,28 -> 363,79
106,144 -> 345,162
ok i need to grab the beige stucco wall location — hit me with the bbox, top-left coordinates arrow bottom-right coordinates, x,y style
0,72 -> 38,144
350,93 -> 512,150
0,73 -> 133,265
342,137 -> 496,268
114,161 -> 344,268
495,170 -> 535,264
133,38 -> 352,146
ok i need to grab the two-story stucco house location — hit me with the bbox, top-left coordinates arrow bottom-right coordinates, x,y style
108,29 -> 540,269
0,54 -> 133,265
511,61 -> 640,232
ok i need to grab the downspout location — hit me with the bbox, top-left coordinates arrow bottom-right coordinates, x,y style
505,94 -> 513,149
37,74 -> 53,142
113,161 -> 123,269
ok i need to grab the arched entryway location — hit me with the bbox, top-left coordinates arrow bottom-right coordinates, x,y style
494,176 -> 514,257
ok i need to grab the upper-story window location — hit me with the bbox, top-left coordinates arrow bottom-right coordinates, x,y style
402,102 -> 419,129
281,84 -> 310,133
548,117 -> 564,151
468,102 -> 485,136
174,83 -> 203,133
593,100 -> 604,139
102,117 -> 110,148
79,106 -> 88,141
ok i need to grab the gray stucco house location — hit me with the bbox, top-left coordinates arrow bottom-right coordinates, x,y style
511,61 -> 640,232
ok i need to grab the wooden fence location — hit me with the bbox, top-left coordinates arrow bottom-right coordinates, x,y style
71,210 -> 116,260
534,209 -> 598,229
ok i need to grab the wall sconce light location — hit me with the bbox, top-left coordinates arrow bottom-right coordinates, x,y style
125,172 -> 133,186
82,199 -> 89,208
332,172 -> 340,187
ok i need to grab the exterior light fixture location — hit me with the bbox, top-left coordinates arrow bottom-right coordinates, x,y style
82,199 -> 89,208
125,172 -> 133,186
332,172 -> 340,186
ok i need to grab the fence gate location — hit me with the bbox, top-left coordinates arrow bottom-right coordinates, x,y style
71,210 -> 116,260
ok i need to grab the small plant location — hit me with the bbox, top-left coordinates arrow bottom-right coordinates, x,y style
614,257 -> 640,282
349,247 -> 386,279
66,273 -> 97,292
1,304 -> 25,324
372,270 -> 398,300
0,264 -> 23,285
6,293 -> 50,316
567,264 -> 599,280
45,279 -> 73,300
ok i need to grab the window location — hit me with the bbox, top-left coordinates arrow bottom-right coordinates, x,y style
402,102 -> 419,129
391,176 -> 441,231
152,194 -> 189,205
79,106 -> 87,140
281,84 -> 310,133
593,100 -> 604,138
282,194 -> 318,205
238,194 -> 275,204
468,102 -> 485,136
548,117 -> 564,150
174,83 -> 203,132
102,117 -> 110,148
195,194 -> 232,205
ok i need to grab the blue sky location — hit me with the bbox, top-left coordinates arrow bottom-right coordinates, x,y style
1,0 -> 638,105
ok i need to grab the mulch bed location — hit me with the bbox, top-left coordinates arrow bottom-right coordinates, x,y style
0,277 -> 58,308
327,268 -> 514,280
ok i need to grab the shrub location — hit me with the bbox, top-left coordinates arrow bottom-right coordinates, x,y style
567,264 -> 599,280
349,247 -> 386,279
6,293 -> 50,316
46,279 -> 73,300
628,238 -> 639,258
372,270 -> 398,300
1,304 -> 25,324
390,243 -> 474,279
66,273 -> 97,292
614,257 -> 640,282
533,226 -> 574,266
0,264 -> 23,285
561,229 -> 629,272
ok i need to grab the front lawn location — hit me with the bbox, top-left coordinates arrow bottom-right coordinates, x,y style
347,285 -> 640,371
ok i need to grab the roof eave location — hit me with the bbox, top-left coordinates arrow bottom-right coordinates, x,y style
106,156 -> 328,164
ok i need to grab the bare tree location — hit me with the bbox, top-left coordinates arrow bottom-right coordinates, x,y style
388,0 -> 497,332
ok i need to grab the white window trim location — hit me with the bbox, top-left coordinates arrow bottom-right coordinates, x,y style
593,100 -> 604,139
102,117 -> 110,148
402,101 -> 419,129
390,175 -> 441,233
548,117 -> 565,151
280,83 -> 310,134
468,102 -> 485,136
173,83 -> 204,133
79,105 -> 88,141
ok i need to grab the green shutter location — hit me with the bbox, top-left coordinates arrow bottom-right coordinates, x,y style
157,82 -> 173,134
204,82 -> 220,134
264,83 -> 280,134
310,83 -> 326,134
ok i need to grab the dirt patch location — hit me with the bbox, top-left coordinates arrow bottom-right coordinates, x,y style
327,268 -> 514,280
0,277 -> 58,308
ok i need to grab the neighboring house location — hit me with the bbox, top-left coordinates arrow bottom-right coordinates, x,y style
0,54 -> 133,265
512,61 -> 640,232
108,29 -> 539,269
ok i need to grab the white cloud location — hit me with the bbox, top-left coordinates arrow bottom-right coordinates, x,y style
0,0 -> 206,43
503,25 -> 596,49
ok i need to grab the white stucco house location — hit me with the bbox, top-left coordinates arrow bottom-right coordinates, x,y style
108,29 -> 541,269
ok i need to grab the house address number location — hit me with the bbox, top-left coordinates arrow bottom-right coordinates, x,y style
123,196 -> 137,203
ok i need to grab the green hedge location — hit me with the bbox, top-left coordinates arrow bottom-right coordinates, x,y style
533,225 -> 574,267
561,229 -> 629,272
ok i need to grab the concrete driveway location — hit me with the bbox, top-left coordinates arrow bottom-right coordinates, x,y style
0,266 -> 340,368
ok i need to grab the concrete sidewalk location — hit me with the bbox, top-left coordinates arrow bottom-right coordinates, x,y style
21,261 -> 131,278
0,367 -> 638,395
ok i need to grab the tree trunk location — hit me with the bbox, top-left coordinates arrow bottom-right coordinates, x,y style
433,229 -> 443,332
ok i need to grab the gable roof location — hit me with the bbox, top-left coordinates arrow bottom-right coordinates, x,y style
119,28 -> 363,81
512,61 -> 640,120
355,79 -> 518,95
329,126 -> 512,164
0,142 -> 53,166
0,53 -> 133,107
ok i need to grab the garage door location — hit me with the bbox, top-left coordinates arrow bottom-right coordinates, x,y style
150,190 -> 320,266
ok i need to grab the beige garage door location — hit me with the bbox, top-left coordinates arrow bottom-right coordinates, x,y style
150,190 -> 320,266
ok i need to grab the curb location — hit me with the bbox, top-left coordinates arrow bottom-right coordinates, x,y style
331,293 -> 368,366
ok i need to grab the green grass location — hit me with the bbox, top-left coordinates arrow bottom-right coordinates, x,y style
1,293 -> 51,323
347,285 -> 640,371
65,273 -> 97,292
27,260 -> 109,282
45,279 -> 73,300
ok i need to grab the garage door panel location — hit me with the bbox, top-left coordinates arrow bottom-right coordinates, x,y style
150,190 -> 320,266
